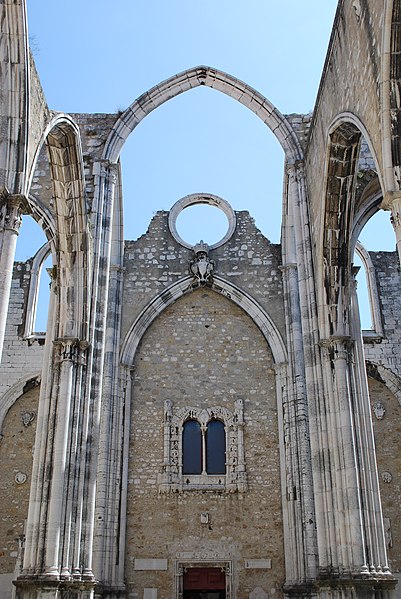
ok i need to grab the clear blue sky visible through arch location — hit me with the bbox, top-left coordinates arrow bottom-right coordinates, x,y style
20,0 -> 342,259
17,1 -> 396,329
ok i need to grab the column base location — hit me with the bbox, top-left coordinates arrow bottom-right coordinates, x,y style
284,573 -> 398,599
13,576 -> 98,599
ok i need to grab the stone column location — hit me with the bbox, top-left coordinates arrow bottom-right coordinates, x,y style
23,267 -> 57,575
381,191 -> 401,265
320,335 -> 369,576
79,160 -> 119,583
281,163 -> 318,586
0,193 -> 27,360
43,338 -> 83,578
349,268 -> 391,575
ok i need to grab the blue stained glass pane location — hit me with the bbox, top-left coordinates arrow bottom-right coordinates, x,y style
183,420 -> 202,474
206,420 -> 226,474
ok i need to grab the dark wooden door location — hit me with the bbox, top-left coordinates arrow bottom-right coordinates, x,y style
184,567 -> 225,590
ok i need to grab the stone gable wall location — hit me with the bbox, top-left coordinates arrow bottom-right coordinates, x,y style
121,210 -> 285,346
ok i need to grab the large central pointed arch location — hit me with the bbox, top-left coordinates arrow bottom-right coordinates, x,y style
103,66 -> 303,164
120,275 -> 287,367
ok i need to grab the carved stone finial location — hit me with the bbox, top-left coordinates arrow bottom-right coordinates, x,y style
189,240 -> 215,286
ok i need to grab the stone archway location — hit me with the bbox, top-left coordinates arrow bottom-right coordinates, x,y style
103,65 -> 302,166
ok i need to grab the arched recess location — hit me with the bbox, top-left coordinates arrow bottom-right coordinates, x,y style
120,275 -> 287,367
103,66 -> 303,166
366,360 -> 401,407
0,373 -> 41,436
321,114 -> 383,337
28,114 -> 92,341
0,0 -> 29,195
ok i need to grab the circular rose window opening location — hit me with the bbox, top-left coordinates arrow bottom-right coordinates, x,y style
168,194 -> 236,250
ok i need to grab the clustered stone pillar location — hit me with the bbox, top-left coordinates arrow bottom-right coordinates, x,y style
280,163 -> 318,588
0,193 -> 28,359
350,268 -> 390,575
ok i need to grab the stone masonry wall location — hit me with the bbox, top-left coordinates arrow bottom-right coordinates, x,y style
368,377 -> 401,576
126,289 -> 284,598
0,261 -> 45,400
363,251 -> 401,379
0,383 -> 39,576
121,210 -> 285,346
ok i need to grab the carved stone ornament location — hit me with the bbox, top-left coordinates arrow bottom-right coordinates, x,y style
21,411 -> 36,427
352,0 -> 362,23
372,401 -> 385,420
189,241 -> 215,286
15,472 -> 27,485
382,471 -> 392,484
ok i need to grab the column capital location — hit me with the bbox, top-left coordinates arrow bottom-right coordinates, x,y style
380,190 -> 401,211
0,193 -> 30,234
93,159 -> 119,181
320,335 -> 354,360
286,159 -> 306,178
53,337 -> 89,364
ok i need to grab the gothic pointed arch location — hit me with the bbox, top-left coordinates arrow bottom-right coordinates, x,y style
0,373 -> 41,437
27,114 -> 92,341
103,65 -> 303,166
366,360 -> 401,406
320,114 -> 383,336
120,275 -> 287,367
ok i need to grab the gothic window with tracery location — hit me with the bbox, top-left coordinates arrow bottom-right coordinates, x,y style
158,400 -> 246,493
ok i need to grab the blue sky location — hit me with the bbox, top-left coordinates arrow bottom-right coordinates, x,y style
20,0 -> 394,329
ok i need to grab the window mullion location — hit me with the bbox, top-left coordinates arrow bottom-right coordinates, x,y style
201,425 -> 207,475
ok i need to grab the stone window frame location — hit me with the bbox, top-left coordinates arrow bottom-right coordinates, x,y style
158,399 -> 247,493
23,242 -> 52,340
175,559 -> 232,599
354,241 -> 384,339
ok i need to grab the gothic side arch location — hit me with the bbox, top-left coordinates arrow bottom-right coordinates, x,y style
103,65 -> 303,166
366,360 -> 401,407
120,275 -> 287,367
313,113 -> 392,579
0,373 -> 41,437
28,114 -> 92,341
320,114 -> 373,336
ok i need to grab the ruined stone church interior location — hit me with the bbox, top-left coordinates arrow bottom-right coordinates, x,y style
1,1 -> 401,598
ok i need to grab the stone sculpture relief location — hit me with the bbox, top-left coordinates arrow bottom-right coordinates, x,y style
189,241 -> 215,286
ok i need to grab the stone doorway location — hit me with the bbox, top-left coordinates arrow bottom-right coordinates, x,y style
176,561 -> 232,599
183,567 -> 226,599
